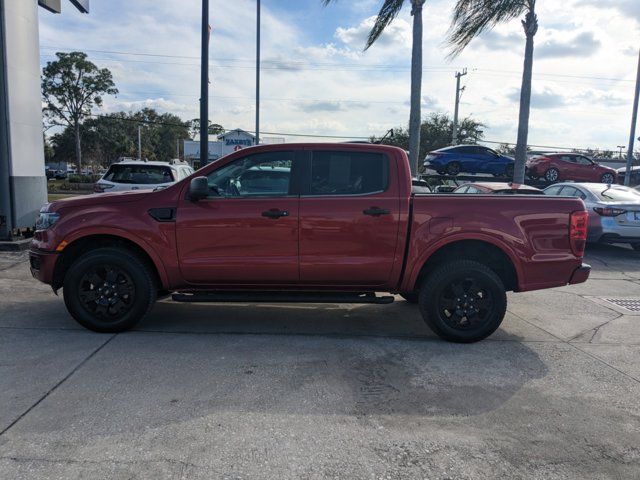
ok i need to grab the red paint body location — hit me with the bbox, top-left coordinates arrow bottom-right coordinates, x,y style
527,153 -> 617,183
30,144 -> 590,294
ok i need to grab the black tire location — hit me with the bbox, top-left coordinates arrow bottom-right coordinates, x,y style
544,168 -> 559,183
446,162 -> 461,176
400,292 -> 419,304
632,243 -> 640,252
418,260 -> 507,343
528,174 -> 539,181
63,247 -> 157,333
436,170 -> 446,175
601,173 -> 615,184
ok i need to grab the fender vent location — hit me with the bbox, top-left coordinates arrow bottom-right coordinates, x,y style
604,299 -> 640,312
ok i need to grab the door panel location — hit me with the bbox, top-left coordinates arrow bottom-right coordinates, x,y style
175,151 -> 299,285
176,198 -> 299,284
299,150 -> 401,286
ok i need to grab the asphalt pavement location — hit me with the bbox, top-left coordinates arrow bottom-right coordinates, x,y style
1,244 -> 639,479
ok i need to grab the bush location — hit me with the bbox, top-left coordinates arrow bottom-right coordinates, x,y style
68,174 -> 99,183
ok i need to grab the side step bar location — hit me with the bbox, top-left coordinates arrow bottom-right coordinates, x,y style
172,291 -> 395,304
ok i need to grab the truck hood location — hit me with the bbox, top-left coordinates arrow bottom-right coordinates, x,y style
48,189 -> 156,211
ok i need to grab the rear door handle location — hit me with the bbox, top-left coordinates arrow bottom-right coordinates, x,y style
262,209 -> 289,219
363,207 -> 391,217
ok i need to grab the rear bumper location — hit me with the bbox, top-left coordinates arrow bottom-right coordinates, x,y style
569,264 -> 591,285
29,249 -> 59,286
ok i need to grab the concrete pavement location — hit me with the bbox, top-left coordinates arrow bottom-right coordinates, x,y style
1,244 -> 639,479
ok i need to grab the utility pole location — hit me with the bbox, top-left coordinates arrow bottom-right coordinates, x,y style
200,0 -> 210,167
625,48 -> 640,187
137,125 -> 142,160
452,69 -> 467,145
255,0 -> 261,145
176,139 -> 180,159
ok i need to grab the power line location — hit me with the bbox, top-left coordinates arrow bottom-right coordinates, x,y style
39,46 -> 636,82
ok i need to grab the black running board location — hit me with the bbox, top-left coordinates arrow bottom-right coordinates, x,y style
171,291 -> 395,304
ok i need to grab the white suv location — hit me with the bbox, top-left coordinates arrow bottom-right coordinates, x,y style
94,160 -> 194,193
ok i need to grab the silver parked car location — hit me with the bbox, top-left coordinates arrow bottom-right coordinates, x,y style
94,160 -> 194,193
544,182 -> 640,250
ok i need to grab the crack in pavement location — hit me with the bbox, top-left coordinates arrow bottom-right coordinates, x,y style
0,334 -> 118,437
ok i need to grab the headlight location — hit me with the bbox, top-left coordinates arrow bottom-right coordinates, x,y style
36,212 -> 60,230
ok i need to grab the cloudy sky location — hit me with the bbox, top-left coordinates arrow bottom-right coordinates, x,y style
39,0 -> 639,152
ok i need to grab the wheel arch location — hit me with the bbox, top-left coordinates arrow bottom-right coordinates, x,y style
52,232 -> 169,292
407,238 -> 520,294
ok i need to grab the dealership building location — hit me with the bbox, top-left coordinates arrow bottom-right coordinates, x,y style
183,129 -> 284,169
0,0 -> 89,240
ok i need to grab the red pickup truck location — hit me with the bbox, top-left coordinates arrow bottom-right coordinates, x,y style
30,144 -> 590,343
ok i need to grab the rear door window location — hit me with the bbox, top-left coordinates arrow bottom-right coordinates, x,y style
544,186 -> 563,196
309,151 -> 388,195
104,164 -> 174,184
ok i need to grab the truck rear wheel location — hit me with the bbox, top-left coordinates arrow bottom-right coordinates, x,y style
63,247 -> 157,333
418,260 -> 506,343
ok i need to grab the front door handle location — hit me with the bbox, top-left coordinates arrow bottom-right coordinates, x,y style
262,209 -> 289,219
363,207 -> 391,217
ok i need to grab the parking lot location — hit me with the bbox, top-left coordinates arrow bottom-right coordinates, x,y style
0,245 -> 639,479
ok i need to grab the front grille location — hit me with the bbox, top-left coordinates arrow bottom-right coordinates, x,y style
604,298 -> 640,312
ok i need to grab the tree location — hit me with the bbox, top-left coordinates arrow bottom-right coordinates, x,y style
372,113 -> 485,169
42,51 -> 118,172
447,0 -> 538,184
323,0 -> 426,176
49,108 -> 190,166
189,119 -> 225,139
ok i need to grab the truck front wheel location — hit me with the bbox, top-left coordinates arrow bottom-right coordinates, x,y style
63,247 -> 157,333
418,260 -> 506,343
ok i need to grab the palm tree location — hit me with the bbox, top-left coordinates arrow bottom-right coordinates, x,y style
447,0 -> 538,184
322,0 -> 426,176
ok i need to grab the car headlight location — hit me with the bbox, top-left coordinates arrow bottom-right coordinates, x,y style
36,211 -> 60,230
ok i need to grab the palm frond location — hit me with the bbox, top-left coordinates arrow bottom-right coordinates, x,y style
447,0 -> 529,57
365,0 -> 405,50
321,0 -> 406,51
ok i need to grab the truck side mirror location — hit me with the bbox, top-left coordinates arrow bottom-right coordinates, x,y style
188,176 -> 209,201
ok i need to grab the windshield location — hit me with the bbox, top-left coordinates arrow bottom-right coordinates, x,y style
103,164 -> 174,184
590,185 -> 640,202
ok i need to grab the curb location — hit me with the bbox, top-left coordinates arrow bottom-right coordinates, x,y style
0,238 -> 32,252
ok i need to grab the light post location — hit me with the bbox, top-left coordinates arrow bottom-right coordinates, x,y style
200,0 -> 209,167
255,0 -> 261,145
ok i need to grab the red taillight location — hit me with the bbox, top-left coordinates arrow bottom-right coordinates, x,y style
570,211 -> 588,257
593,207 -> 626,217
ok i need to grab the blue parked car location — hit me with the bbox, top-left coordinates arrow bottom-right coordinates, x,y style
424,145 -> 515,177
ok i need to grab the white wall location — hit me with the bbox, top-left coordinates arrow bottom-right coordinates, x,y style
4,0 -> 45,177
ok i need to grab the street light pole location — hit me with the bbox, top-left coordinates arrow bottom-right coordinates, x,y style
200,0 -> 210,167
255,0 -> 261,145
625,48 -> 640,186
137,125 -> 142,160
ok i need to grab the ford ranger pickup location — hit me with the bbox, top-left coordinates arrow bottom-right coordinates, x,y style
30,143 -> 590,342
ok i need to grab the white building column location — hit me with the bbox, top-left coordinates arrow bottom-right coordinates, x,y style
0,0 -> 47,238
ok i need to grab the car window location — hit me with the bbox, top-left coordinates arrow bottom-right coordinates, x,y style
577,156 -> 593,166
206,152 -> 293,198
455,146 -> 475,155
544,186 -> 563,196
466,186 -> 481,194
455,186 -> 469,193
103,164 -> 174,184
310,151 -> 388,196
590,186 -> 640,202
559,155 -> 577,163
558,186 -> 578,197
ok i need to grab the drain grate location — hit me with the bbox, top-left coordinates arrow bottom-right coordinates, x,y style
604,298 -> 640,312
